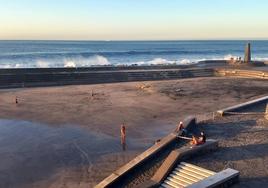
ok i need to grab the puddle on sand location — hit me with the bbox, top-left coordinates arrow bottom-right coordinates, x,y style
0,119 -> 147,188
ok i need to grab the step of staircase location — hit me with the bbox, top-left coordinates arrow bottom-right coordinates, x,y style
160,162 -> 216,188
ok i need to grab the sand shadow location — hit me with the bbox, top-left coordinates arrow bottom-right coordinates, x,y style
203,119 -> 256,139
217,143 -> 268,161
234,177 -> 268,188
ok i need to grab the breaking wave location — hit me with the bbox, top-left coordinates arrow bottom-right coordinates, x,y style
0,54 -> 267,69
0,55 -> 111,68
130,58 -> 194,66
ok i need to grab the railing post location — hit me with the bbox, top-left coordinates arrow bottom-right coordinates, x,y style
265,103 -> 268,120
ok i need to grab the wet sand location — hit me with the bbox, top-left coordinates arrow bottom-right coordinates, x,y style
0,77 -> 268,187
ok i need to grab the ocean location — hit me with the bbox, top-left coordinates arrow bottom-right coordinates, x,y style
0,40 -> 267,68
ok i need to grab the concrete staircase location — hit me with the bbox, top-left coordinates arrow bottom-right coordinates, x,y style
160,162 -> 216,188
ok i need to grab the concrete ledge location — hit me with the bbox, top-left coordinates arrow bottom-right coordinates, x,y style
95,117 -> 196,188
151,139 -> 218,184
217,96 -> 268,116
187,168 -> 240,188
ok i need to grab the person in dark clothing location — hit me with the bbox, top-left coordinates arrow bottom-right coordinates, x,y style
199,131 -> 206,144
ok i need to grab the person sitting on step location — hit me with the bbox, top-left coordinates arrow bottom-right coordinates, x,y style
190,131 -> 206,146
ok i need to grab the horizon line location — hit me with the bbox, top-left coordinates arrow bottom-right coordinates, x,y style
1,38 -> 268,42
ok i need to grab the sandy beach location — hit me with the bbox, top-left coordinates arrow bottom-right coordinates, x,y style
0,77 -> 268,187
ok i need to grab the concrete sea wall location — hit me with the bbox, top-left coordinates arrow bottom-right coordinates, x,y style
0,66 -> 267,89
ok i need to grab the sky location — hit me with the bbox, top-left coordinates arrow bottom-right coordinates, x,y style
0,0 -> 268,40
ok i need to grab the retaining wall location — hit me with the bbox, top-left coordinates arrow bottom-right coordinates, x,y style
1,66 -> 268,89
0,68 -> 214,89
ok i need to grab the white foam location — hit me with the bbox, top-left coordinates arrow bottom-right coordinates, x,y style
254,57 -> 268,61
64,61 -> 76,68
37,61 -> 50,68
148,58 -> 174,65
132,58 -> 188,66
0,64 -> 12,68
179,59 -> 192,64
62,55 -> 111,68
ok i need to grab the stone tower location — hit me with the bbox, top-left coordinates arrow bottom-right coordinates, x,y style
244,43 -> 251,63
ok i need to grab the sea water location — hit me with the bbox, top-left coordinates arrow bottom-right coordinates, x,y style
0,40 -> 267,68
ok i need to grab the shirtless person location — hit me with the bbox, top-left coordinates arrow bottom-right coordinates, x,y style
121,124 -> 126,151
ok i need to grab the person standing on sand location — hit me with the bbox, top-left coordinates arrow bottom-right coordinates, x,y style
121,124 -> 126,151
